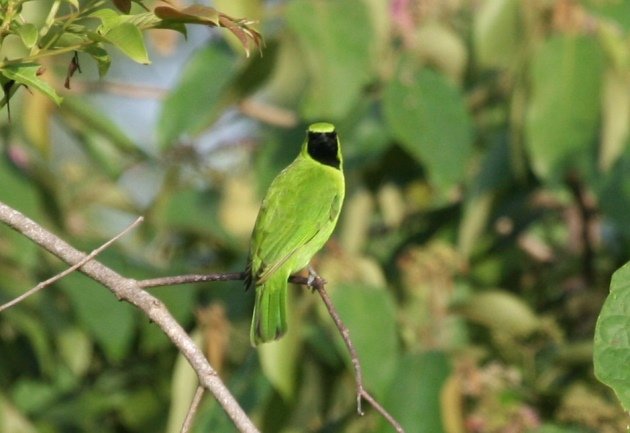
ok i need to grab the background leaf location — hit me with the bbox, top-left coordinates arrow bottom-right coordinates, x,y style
377,351 -> 450,433
331,284 -> 398,398
525,35 -> 604,181
594,261 -> 630,410
285,0 -> 375,120
384,58 -> 474,191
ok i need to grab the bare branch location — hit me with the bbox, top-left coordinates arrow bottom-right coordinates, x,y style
0,201 -> 259,433
0,216 -> 144,313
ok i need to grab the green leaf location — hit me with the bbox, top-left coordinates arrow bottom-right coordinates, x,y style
102,22 -> 150,64
583,0 -> 630,31
16,23 -> 38,49
331,284 -> 398,398
60,272 -> 136,363
90,9 -> 122,33
3,309 -> 56,377
458,140 -> 512,258
459,289 -> 540,337
599,69 -> 630,171
157,44 -> 237,148
58,327 -> 93,377
83,45 -> 112,76
377,351 -> 450,433
1,64 -> 63,105
525,35 -> 604,181
383,58 -> 474,191
474,0 -> 520,68
0,394 -> 38,433
286,0 -> 375,120
594,261 -> 630,410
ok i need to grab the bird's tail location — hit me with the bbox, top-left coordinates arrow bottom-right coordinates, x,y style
250,279 -> 288,346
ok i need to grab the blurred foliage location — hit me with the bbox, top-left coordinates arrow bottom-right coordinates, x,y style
1,0 -> 630,432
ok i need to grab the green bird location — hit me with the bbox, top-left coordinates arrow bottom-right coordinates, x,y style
246,122 -> 345,345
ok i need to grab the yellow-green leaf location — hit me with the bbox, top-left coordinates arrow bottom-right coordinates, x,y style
16,23 -> 38,49
600,69 -> 630,171
103,22 -> 150,64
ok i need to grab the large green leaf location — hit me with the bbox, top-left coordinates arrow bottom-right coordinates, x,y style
383,58 -> 474,191
377,351 -> 450,433
285,0 -> 374,120
331,284 -> 398,398
525,35 -> 604,181
157,44 -> 237,148
594,261 -> 630,410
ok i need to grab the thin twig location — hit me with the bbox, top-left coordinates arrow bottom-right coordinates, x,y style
0,216 -> 144,313
308,276 -> 406,433
138,272 -> 247,288
0,202 -> 259,433
180,385 -> 206,433
138,272 -> 305,288
307,276 -> 365,414
139,272 -> 406,433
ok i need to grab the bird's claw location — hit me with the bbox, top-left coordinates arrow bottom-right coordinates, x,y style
307,266 -> 318,288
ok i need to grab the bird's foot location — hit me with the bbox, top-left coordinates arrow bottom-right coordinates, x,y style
307,266 -> 319,288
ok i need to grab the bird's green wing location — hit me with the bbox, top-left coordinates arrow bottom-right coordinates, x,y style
249,159 -> 342,284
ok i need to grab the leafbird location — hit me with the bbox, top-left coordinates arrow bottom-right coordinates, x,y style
246,122 -> 345,345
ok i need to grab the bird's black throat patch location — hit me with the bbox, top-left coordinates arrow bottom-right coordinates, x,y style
307,130 -> 340,169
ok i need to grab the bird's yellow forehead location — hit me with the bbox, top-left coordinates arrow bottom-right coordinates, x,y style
308,122 -> 335,133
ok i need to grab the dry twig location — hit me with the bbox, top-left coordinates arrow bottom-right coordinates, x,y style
0,216 -> 144,313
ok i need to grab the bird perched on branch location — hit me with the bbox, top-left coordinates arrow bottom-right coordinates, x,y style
246,122 -> 345,345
